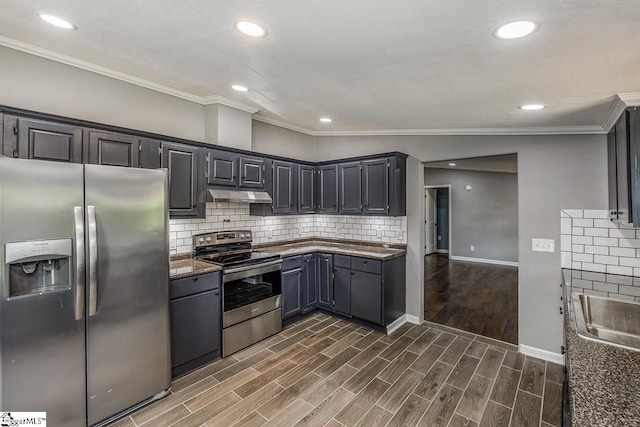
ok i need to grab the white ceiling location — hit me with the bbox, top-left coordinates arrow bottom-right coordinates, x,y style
425,154 -> 518,174
1,0 -> 640,134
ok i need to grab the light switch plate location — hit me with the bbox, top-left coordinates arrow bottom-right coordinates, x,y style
170,239 -> 177,250
532,238 -> 555,253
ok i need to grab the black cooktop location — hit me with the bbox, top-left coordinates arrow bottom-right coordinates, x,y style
197,251 -> 280,269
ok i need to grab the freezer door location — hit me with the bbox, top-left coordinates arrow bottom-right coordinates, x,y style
84,164 -> 170,425
0,157 -> 86,426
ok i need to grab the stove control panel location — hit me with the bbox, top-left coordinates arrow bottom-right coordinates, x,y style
193,230 -> 252,248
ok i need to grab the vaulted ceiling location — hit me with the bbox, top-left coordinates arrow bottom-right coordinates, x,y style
1,0 -> 639,134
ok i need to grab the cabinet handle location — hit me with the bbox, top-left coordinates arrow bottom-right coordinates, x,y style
363,261 -> 367,264
215,291 -> 219,295
192,276 -> 198,281
350,271 -> 355,275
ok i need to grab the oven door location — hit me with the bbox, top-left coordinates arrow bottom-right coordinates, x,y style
222,260 -> 282,328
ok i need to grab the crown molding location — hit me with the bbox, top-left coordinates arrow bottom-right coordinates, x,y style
311,125 -> 605,137
252,114 -> 315,135
201,95 -> 261,113
0,36 -> 260,114
619,92 -> 640,106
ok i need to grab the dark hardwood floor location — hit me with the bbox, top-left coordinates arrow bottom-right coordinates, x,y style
424,254 -> 518,344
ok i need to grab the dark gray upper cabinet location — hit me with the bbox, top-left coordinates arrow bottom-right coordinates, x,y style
138,138 -> 162,169
301,254 -> 318,313
85,130 -> 139,167
609,108 -> 640,226
272,160 -> 298,214
362,158 -> 389,215
317,253 -> 333,310
163,142 -> 205,218
239,156 -> 265,189
298,165 -> 316,213
207,149 -> 238,187
339,161 -> 362,214
317,164 -> 338,213
4,115 -> 82,163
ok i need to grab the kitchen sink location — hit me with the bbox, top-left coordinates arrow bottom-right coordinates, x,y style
572,293 -> 640,351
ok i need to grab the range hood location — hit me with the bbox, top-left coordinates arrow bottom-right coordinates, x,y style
207,189 -> 272,204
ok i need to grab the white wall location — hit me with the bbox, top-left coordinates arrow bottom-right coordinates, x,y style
205,104 -> 253,150
252,121 -> 315,161
0,46 -> 206,141
315,134 -> 608,354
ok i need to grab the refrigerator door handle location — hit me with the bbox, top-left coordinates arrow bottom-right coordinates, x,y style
88,205 -> 98,316
74,206 -> 85,320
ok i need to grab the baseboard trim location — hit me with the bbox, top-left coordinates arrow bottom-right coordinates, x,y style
406,314 -> 421,325
386,315 -> 407,334
518,344 -> 564,364
450,255 -> 519,267
436,249 -> 449,254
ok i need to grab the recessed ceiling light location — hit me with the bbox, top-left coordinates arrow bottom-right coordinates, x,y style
520,104 -> 545,111
449,163 -> 457,166
320,117 -> 332,123
39,14 -> 76,29
494,20 -> 538,39
232,85 -> 249,92
234,20 -> 268,38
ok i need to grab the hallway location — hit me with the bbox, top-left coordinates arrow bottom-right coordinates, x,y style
424,254 -> 518,344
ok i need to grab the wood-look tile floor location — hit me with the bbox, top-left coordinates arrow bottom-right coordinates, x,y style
109,313 -> 562,427
424,254 -> 519,344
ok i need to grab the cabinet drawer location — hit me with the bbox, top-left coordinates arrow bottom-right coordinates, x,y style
351,257 -> 381,274
334,254 -> 351,269
282,255 -> 303,271
170,272 -> 220,300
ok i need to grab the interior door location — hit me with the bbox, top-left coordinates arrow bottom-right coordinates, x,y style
425,188 -> 437,254
84,165 -> 170,425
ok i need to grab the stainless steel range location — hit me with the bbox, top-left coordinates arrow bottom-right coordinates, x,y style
194,230 -> 282,357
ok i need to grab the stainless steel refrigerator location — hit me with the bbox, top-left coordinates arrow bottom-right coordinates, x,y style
0,157 -> 171,426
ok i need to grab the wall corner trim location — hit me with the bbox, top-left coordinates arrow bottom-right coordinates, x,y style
518,344 -> 564,365
449,255 -> 518,267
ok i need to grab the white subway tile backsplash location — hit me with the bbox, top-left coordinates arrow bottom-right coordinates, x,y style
573,253 -> 593,263
607,265 -> 633,276
572,236 -> 593,245
593,255 -> 618,265
593,219 -> 616,229
573,218 -> 593,228
583,210 -> 609,219
610,247 -> 636,257
169,203 -> 407,255
593,237 -> 618,247
584,246 -> 608,255
584,228 -> 608,237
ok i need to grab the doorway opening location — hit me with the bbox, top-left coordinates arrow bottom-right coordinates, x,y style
422,154 -> 519,344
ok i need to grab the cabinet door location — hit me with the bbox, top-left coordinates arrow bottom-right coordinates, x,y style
351,270 -> 382,325
207,150 -> 238,187
299,165 -> 316,213
139,138 -> 162,169
317,254 -> 333,310
362,158 -> 389,215
333,267 -> 351,316
239,156 -> 265,189
273,160 -> 298,214
339,161 -> 362,214
282,269 -> 302,319
163,143 -> 203,217
169,289 -> 220,369
11,116 -> 82,163
318,164 -> 338,213
301,254 -> 318,312
86,130 -> 139,167
615,113 -> 632,224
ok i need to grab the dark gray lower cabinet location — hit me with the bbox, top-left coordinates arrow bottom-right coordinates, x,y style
351,270 -> 382,325
282,268 -> 303,319
301,254 -> 318,313
333,267 -> 351,316
317,254 -> 333,310
169,272 -> 221,378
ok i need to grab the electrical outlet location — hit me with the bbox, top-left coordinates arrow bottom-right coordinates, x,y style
170,239 -> 177,250
437,235 -> 441,241
269,228 -> 274,239
470,245 -> 475,251
532,238 -> 555,253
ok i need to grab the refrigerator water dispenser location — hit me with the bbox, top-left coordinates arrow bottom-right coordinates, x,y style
5,239 -> 72,298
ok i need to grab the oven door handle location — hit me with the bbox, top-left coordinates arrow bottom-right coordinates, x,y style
223,259 -> 282,283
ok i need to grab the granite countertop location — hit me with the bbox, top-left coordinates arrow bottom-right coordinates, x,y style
254,239 -> 407,260
562,269 -> 640,426
169,256 -> 222,280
